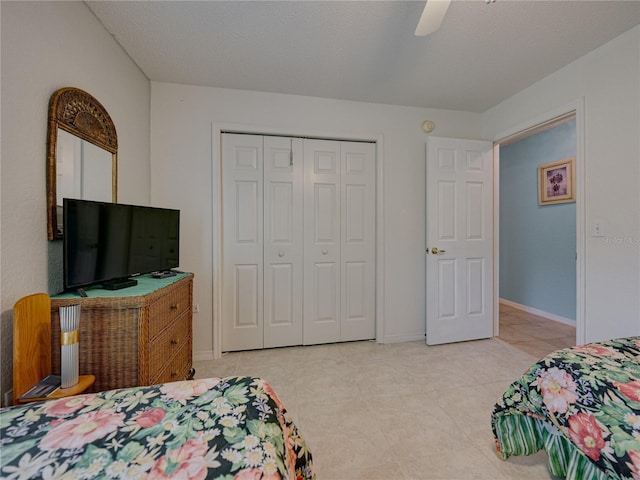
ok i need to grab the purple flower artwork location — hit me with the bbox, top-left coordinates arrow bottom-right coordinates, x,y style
546,166 -> 568,197
538,158 -> 575,205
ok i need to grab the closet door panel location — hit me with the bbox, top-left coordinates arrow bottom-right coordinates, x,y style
222,134 -> 264,351
264,137 -> 304,348
345,261 -> 366,314
268,264 -> 294,322
303,139 -> 341,345
222,135 -> 376,351
234,264 -> 260,327
314,184 -> 338,241
340,142 -> 376,341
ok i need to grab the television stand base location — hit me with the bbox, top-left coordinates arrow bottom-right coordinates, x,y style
152,270 -> 177,279
102,278 -> 138,290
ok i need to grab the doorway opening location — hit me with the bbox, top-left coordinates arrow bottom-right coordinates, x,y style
493,104 -> 584,355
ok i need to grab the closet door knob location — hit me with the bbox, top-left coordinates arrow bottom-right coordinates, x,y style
278,251 -> 285,257
322,249 -> 328,255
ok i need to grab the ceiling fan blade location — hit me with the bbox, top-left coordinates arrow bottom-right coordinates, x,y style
415,0 -> 452,36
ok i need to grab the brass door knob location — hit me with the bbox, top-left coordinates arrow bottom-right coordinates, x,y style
431,247 -> 446,254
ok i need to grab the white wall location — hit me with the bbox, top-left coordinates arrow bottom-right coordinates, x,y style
0,1 -> 151,404
4,2 -> 636,401
483,26 -> 640,343
150,83 -> 483,358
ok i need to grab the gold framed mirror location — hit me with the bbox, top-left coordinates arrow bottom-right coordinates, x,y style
47,87 -> 118,240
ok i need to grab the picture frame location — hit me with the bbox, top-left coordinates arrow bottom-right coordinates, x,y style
538,157 -> 575,205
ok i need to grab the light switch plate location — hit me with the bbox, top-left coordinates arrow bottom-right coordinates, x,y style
592,220 -> 606,237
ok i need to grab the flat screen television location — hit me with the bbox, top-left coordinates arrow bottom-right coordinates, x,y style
63,198 -> 180,292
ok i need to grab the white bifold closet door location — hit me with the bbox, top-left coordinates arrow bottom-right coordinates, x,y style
221,133 -> 375,352
263,136 -> 304,348
222,134 -> 303,351
302,139 -> 376,345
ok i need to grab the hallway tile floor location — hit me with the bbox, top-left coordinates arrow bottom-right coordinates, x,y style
496,302 -> 576,359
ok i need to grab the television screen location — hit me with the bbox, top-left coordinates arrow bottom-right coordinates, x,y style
63,199 -> 180,291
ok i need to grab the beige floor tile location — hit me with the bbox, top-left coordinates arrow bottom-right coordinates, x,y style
376,410 -> 466,461
296,399 -> 378,437
448,351 -> 533,384
497,303 -> 576,359
499,313 -> 531,326
514,324 -> 572,341
191,309 -> 577,480
546,336 -> 577,349
509,340 -> 560,360
336,462 -> 407,480
435,382 -> 510,431
307,428 -> 395,477
497,324 -> 539,343
193,352 -> 239,378
400,447 -> 512,479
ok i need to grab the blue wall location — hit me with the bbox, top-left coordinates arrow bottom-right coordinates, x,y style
499,120 -> 576,320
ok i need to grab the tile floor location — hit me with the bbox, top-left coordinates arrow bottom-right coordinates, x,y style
497,302 -> 576,359
194,307 -> 577,479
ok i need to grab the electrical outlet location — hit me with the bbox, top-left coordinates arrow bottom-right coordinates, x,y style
4,389 -> 13,407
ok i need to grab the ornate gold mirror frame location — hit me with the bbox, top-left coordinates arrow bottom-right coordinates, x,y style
47,87 -> 118,240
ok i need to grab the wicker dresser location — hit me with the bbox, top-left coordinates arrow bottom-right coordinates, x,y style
50,273 -> 194,392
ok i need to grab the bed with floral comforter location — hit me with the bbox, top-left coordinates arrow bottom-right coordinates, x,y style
0,376 -> 314,479
492,337 -> 640,480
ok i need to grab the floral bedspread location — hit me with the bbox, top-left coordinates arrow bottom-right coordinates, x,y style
0,376 -> 314,479
492,337 -> 640,480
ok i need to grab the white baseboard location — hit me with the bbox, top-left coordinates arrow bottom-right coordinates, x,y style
193,350 -> 215,362
499,298 -> 576,327
381,332 -> 426,344
195,334 -> 425,360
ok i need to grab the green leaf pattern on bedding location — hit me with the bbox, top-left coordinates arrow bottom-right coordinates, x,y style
0,376 -> 314,479
492,337 -> 640,480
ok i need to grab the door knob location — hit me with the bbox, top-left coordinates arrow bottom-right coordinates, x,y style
278,251 -> 285,257
322,249 -> 328,255
431,247 -> 446,255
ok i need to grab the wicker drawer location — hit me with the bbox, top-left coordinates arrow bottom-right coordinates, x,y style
51,274 -> 193,392
148,281 -> 191,339
150,339 -> 191,385
51,305 -> 141,392
149,310 -> 191,373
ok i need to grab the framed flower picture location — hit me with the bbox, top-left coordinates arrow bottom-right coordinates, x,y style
538,157 -> 575,205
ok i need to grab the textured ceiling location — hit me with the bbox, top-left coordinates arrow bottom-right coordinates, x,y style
86,0 -> 640,113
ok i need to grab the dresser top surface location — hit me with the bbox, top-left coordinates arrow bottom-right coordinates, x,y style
52,272 -> 192,302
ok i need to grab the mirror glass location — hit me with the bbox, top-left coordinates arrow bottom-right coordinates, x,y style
47,87 -> 117,240
54,130 -> 114,235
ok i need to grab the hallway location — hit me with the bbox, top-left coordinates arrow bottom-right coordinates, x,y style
497,302 -> 576,359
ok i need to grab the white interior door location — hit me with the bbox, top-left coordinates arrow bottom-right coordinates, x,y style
303,139 -> 341,344
221,134 -> 264,351
340,141 -> 376,341
426,136 -> 493,345
263,137 -> 304,348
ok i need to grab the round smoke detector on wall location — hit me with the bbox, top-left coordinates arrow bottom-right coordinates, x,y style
422,120 -> 435,134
